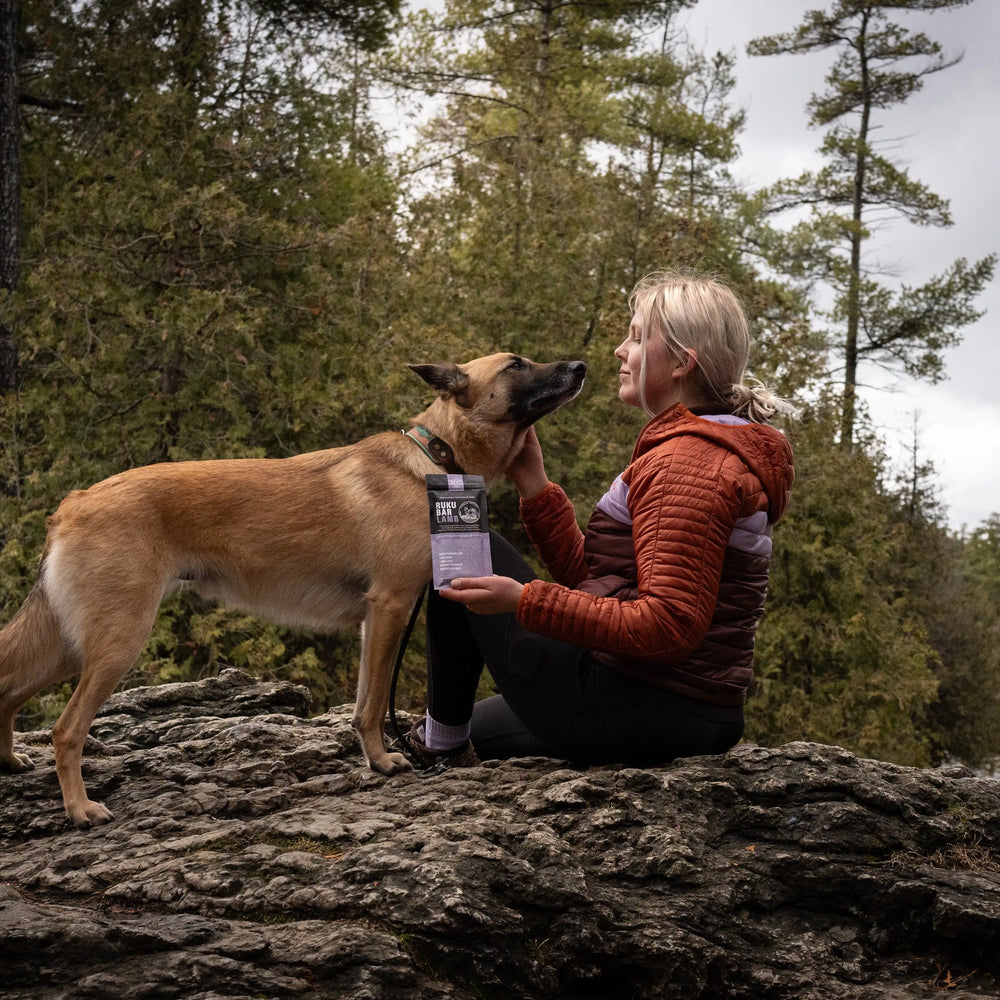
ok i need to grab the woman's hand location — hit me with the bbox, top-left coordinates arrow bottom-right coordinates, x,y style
440,576 -> 525,615
505,426 -> 549,498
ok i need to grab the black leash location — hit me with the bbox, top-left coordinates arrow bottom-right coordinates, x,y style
388,587 -> 453,777
388,586 -> 427,760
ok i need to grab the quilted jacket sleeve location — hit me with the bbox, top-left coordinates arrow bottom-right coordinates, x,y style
519,482 -> 590,588
515,437 -> 747,662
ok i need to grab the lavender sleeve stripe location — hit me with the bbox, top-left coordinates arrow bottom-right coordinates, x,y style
593,466 -> 772,557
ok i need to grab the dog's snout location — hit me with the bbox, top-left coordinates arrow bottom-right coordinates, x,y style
566,360 -> 587,376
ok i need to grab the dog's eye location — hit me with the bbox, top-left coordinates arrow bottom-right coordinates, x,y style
506,356 -> 527,371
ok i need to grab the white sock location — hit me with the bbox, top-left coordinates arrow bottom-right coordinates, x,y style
424,713 -> 471,751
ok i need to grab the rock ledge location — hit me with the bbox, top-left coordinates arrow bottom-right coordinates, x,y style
2,669 -> 999,999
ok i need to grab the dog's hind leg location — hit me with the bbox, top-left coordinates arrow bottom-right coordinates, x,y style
353,585 -> 419,776
50,607 -> 160,829
0,587 -> 75,775
0,655 -> 78,776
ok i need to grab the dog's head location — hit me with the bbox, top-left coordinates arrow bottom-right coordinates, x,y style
409,353 -> 586,427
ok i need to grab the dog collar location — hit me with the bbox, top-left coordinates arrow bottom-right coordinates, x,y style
403,425 -> 465,474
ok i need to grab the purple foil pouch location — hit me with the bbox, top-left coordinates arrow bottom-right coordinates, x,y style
426,474 -> 492,590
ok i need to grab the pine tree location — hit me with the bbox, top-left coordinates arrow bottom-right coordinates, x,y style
385,0 -> 808,522
748,0 -> 996,449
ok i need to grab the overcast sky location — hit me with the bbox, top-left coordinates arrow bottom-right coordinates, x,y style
679,0 -> 1000,532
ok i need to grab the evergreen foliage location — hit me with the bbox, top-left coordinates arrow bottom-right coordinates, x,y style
3,0 -> 404,713
751,399 -> 940,765
919,515 -> 1000,770
1,0 -> 997,768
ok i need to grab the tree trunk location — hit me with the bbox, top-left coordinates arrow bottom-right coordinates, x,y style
840,9 -> 872,452
0,0 -> 19,392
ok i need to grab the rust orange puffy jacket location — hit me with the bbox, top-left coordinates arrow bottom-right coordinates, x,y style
515,404 -> 794,705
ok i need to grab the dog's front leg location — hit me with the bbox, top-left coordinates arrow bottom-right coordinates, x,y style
354,587 -> 417,775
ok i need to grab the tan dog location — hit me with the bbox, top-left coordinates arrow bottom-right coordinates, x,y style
0,353 -> 586,828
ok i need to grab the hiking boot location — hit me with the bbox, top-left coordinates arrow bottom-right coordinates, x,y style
407,721 -> 481,771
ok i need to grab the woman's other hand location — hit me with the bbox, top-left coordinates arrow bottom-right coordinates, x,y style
505,426 -> 549,498
440,576 -> 525,615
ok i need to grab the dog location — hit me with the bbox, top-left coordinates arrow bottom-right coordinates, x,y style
0,353 -> 586,828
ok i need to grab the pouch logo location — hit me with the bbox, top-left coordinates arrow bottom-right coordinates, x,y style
458,500 -> 481,524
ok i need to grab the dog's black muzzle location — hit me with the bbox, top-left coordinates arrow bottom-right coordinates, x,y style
513,360 -> 587,424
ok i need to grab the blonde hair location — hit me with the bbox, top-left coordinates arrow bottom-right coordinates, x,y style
627,269 -> 794,423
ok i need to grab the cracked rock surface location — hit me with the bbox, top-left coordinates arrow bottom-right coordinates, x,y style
2,668 -> 999,999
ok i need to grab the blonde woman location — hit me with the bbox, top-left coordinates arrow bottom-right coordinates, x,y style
409,270 -> 795,769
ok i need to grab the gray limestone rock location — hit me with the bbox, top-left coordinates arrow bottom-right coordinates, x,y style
2,668 -> 999,999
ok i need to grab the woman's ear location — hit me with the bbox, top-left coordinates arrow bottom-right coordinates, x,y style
673,348 -> 698,379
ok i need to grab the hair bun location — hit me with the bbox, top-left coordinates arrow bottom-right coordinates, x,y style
729,379 -> 796,423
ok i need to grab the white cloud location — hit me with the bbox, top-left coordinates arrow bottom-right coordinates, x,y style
862,380 -> 1000,533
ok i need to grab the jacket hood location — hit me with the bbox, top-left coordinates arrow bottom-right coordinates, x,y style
632,404 -> 794,522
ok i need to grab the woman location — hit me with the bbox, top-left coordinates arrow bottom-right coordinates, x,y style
409,269 -> 794,769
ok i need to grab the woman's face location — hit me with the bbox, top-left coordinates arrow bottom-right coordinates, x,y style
615,312 -> 687,413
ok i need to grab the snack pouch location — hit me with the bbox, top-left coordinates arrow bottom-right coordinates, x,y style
426,474 -> 492,589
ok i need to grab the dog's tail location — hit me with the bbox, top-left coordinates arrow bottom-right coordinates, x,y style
0,581 -> 71,712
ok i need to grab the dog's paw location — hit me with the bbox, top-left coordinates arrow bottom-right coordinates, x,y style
371,751 -> 413,776
0,750 -> 35,774
67,799 -> 115,830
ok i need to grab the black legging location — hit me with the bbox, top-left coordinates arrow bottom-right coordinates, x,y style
425,532 -> 744,765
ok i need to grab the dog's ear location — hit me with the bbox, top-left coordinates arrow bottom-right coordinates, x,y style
408,362 -> 471,401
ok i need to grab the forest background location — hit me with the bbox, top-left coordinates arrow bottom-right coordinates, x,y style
2,0 -> 999,771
